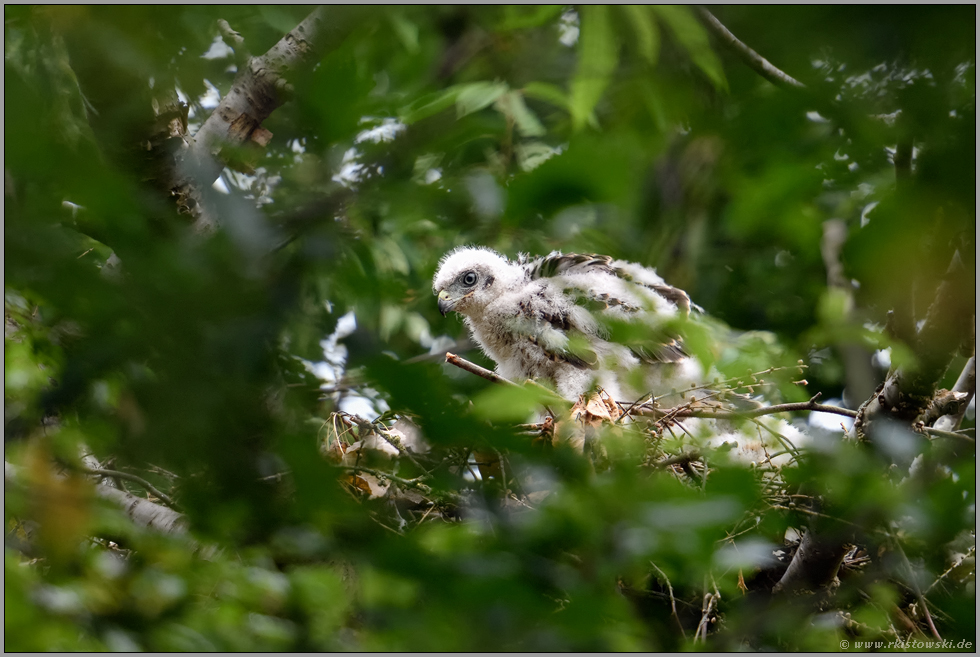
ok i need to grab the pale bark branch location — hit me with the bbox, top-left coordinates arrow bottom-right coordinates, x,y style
94,484 -> 187,535
934,356 -> 976,432
635,398 -> 857,421
5,461 -> 187,536
650,560 -> 687,640
781,249 -> 973,598
696,8 -> 805,90
855,250 -> 974,436
921,426 -> 975,444
77,465 -> 177,508
445,352 -> 520,387
170,6 -> 367,232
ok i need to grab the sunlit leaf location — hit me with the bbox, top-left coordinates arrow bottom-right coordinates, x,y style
400,88 -> 462,124
496,4 -> 564,31
652,5 -> 727,91
388,13 -> 419,53
494,90 -> 546,137
621,5 -> 660,66
471,381 -> 567,422
569,5 -> 619,131
455,80 -> 510,119
522,81 -> 569,110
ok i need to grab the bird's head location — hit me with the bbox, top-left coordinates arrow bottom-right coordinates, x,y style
432,247 -> 516,317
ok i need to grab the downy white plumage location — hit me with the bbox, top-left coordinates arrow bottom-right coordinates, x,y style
433,246 -> 700,402
432,246 -> 808,465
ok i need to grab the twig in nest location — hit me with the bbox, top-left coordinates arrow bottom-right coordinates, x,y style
657,451 -> 703,468
637,393 -> 857,421
695,577 -> 721,643
339,465 -> 433,495
893,539 -> 943,641
651,561 -> 687,640
769,504 -> 866,532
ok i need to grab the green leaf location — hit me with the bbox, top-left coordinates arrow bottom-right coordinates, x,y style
455,81 -> 510,119
817,288 -> 853,325
516,141 -> 559,172
400,88 -> 462,124
569,5 -> 619,131
494,90 -> 546,137
621,5 -> 660,66
497,4 -> 565,31
522,81 -> 569,110
388,13 -> 420,54
259,6 -> 305,34
652,5 -> 727,91
471,382 -> 567,422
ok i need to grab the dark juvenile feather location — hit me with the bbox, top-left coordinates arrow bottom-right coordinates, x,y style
527,335 -> 596,369
522,252 -> 615,279
629,339 -> 688,364
648,284 -> 692,317
518,292 -> 598,370
523,251 -> 693,317
520,251 -> 694,366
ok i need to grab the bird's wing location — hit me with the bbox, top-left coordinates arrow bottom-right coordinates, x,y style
522,252 -> 617,279
522,252 -> 692,364
511,283 -> 599,370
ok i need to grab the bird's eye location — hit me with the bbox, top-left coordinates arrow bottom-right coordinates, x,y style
462,271 -> 478,286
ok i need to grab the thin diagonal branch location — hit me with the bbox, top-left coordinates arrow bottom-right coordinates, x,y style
920,426 -> 975,443
635,395 -> 857,420
446,353 -> 856,421
650,561 -> 687,640
445,352 -> 520,387
894,540 -> 943,640
77,466 -> 177,508
697,8 -> 805,90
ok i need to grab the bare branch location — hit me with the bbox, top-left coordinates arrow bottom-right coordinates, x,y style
650,561 -> 687,639
339,464 -> 433,494
94,484 -> 188,535
695,577 -> 721,643
783,250 -> 974,603
894,540 -> 943,641
636,396 -> 857,421
5,461 -> 187,536
77,466 -> 177,508
446,352 -> 520,387
171,6 -> 368,231
216,19 -> 246,51
696,8 -> 805,90
856,250 -> 974,437
446,354 -> 853,423
926,545 -> 975,596
934,356 -> 976,432
920,426 -> 975,444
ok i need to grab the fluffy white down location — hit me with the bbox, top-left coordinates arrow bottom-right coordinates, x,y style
432,246 -> 808,466
432,247 -> 689,401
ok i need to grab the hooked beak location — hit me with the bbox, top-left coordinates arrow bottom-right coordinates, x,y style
437,290 -> 456,316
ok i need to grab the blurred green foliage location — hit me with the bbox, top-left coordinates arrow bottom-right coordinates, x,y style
4,5 -> 975,651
